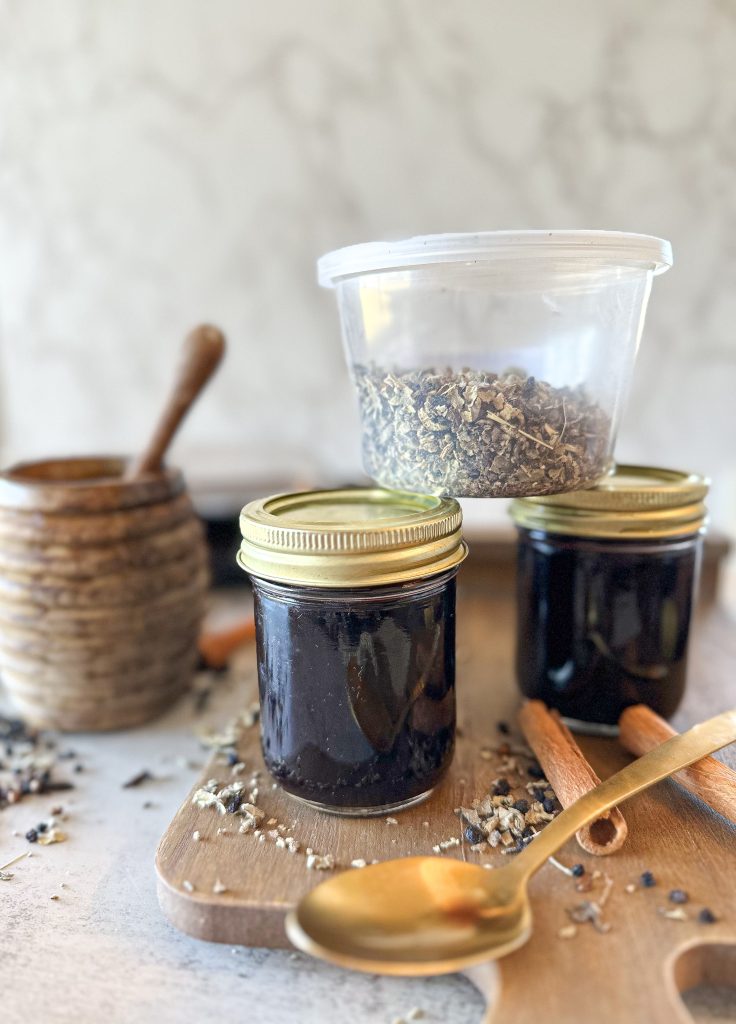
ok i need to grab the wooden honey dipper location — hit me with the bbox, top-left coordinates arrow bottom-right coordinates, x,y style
619,703 -> 736,824
518,700 -> 629,856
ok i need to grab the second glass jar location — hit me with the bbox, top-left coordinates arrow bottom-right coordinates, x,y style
510,465 -> 708,734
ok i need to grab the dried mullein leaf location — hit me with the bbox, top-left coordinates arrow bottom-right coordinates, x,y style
354,365 -> 611,498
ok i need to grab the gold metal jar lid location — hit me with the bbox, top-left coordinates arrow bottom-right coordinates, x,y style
509,465 -> 709,540
238,488 -> 467,588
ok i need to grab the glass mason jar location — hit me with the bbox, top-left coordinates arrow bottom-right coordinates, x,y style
238,488 -> 467,816
510,466 -> 708,734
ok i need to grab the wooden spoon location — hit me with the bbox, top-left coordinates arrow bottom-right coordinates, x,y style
126,324 -> 225,479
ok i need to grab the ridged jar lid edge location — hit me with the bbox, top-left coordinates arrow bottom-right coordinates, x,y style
238,487 -> 467,587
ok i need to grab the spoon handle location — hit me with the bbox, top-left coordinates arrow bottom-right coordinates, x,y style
127,324 -> 225,479
513,709 -> 736,881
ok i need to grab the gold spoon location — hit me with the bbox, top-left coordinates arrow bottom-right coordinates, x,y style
286,709 -> 736,976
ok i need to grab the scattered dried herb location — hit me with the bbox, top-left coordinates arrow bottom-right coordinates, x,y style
0,714 -> 78,810
567,875 -> 613,933
432,837 -> 461,853
455,741 -> 559,855
669,888 -> 689,905
640,871 -> 656,888
122,770 -> 153,789
660,907 -> 688,921
568,901 -> 611,933
305,851 -> 335,871
38,828 -> 66,846
354,364 -> 611,497
464,824 -> 485,845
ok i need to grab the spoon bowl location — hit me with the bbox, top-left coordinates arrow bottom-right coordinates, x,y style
286,710 -> 736,975
287,857 -> 530,975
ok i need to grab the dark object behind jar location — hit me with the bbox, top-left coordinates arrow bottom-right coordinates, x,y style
253,571 -> 457,812
515,529 -> 703,731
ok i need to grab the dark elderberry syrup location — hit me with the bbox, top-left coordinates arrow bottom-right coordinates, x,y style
239,488 -> 466,815
252,572 -> 457,814
515,528 -> 703,731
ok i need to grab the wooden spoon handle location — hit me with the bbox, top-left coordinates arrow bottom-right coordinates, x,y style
128,324 -> 225,479
198,617 -> 256,670
518,700 -> 628,855
620,704 -> 736,824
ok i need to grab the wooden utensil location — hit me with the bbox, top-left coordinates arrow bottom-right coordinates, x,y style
286,710 -> 736,977
198,617 -> 256,670
620,703 -> 736,824
518,700 -> 628,855
127,324 -> 225,479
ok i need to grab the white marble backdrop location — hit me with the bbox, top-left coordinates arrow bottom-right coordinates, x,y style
0,0 -> 735,530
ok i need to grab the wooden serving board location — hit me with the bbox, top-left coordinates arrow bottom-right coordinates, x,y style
156,584 -> 736,1024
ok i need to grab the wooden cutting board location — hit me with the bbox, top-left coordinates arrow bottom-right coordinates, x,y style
156,584 -> 736,1024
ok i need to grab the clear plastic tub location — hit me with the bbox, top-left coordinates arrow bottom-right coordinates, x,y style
319,231 -> 672,498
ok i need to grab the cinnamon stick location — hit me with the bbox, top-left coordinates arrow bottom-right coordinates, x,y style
619,704 -> 736,825
518,700 -> 628,856
198,617 -> 256,670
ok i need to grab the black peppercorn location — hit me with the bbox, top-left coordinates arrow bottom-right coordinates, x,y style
464,824 -> 485,846
513,799 -> 530,813
669,889 -> 689,905
497,721 -> 510,735
698,908 -> 717,924
493,778 -> 511,796
226,795 -> 242,814
521,825 -> 535,838
542,797 -> 557,814
528,761 -> 545,779
73,764 -> 83,774
571,864 -> 585,878
226,751 -> 240,766
25,828 -> 38,843
640,871 -> 656,888
37,822 -> 48,833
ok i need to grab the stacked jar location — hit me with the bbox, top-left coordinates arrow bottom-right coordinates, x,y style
240,231 -> 680,811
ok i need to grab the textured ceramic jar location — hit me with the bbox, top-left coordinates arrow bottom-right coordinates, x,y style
0,456 -> 209,730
